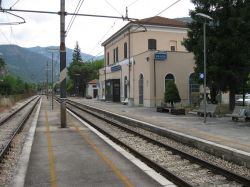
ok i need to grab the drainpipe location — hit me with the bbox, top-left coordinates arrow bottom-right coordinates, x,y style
104,46 -> 107,101
128,27 -> 131,104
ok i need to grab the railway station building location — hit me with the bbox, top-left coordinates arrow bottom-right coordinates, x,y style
98,16 -> 197,107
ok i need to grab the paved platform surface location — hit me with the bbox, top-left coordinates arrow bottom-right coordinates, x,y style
21,97 -> 169,187
71,98 -> 250,154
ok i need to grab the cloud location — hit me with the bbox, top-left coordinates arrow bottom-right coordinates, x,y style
0,0 -> 194,55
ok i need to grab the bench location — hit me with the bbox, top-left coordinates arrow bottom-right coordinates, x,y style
196,104 -> 217,117
225,106 -> 249,121
156,103 -> 185,115
121,98 -> 128,105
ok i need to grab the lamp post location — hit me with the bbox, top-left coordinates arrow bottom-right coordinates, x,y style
196,13 -> 213,123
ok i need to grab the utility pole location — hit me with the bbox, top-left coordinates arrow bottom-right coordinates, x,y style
52,52 -> 54,110
46,61 -> 48,100
60,0 -> 67,128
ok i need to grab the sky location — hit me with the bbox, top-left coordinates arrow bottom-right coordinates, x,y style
0,0 -> 194,58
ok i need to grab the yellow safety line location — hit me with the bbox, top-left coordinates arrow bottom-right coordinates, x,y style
45,110 -> 58,187
71,122 -> 135,187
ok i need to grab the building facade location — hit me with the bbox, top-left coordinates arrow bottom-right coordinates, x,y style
86,79 -> 98,98
99,16 -> 197,107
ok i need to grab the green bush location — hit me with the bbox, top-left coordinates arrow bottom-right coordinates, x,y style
164,81 -> 181,108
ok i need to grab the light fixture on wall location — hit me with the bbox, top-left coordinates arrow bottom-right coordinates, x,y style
146,57 -> 149,61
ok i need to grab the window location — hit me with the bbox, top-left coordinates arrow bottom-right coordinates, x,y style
165,74 -> 175,81
170,40 -> 177,51
107,52 -> 109,65
165,74 -> 175,87
148,39 -> 157,50
116,47 -> 118,62
170,46 -> 176,51
124,42 -> 128,59
113,49 -> 116,63
113,47 -> 119,63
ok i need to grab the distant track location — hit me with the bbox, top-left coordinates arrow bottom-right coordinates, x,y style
66,99 -> 250,187
0,96 -> 40,162
0,96 -> 38,126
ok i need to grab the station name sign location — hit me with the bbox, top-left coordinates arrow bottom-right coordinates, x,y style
154,52 -> 167,61
111,65 -> 121,72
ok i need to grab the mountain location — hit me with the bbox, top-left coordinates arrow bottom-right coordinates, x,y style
0,45 -> 103,83
175,17 -> 192,23
27,46 -> 98,66
0,45 -> 51,83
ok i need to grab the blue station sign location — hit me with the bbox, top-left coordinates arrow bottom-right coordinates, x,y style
154,52 -> 167,61
111,65 -> 121,72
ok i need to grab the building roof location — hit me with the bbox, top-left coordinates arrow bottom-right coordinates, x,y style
102,16 -> 187,46
87,79 -> 98,85
133,16 -> 187,28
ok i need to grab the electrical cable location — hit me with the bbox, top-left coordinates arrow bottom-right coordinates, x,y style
0,29 -> 11,43
0,11 -> 25,25
86,20 -> 118,57
127,0 -> 140,8
65,0 -> 85,37
86,0 -> 141,62
10,0 -> 21,9
155,0 -> 182,16
104,0 -> 123,16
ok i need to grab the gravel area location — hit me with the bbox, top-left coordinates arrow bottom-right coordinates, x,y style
0,97 -> 38,187
69,104 -> 250,186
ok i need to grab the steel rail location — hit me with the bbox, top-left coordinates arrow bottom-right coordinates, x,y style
66,102 -> 192,187
0,96 -> 39,126
66,99 -> 250,187
0,97 -> 40,162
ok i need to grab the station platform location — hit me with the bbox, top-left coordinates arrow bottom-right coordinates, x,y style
13,96 -> 172,187
71,98 -> 250,154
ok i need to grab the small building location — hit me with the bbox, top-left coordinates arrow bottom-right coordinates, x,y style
86,79 -> 98,99
99,16 -> 198,107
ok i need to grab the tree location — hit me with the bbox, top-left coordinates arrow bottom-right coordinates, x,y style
68,41 -> 103,97
72,41 -> 83,64
164,81 -> 181,108
0,57 -> 5,68
0,57 -> 6,78
183,0 -> 250,110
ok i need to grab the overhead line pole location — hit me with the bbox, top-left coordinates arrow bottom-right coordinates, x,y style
60,0 -> 67,128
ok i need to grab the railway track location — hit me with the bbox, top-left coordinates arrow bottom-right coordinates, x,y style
0,96 -> 40,162
66,99 -> 250,187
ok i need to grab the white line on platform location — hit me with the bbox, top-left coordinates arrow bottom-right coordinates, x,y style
68,109 -> 176,187
11,98 -> 42,187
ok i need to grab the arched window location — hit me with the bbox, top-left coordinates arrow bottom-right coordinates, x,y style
148,39 -> 157,50
165,73 -> 175,88
165,74 -> 175,81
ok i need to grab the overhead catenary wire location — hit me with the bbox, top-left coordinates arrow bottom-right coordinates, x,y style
127,0 -> 141,8
0,11 -> 25,25
86,20 -> 118,57
0,29 -> 11,43
104,0 -> 123,17
65,0 -> 85,37
155,0 -> 182,16
10,0 -> 21,9
86,0 -> 141,61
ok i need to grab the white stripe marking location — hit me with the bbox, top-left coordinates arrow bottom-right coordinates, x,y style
11,98 -> 42,187
68,109 -> 176,187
